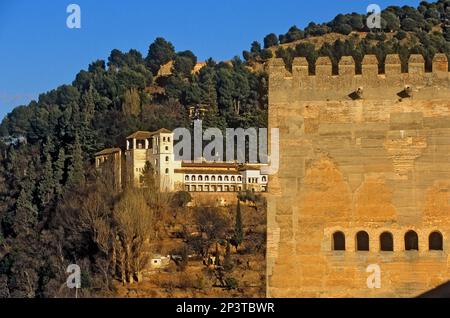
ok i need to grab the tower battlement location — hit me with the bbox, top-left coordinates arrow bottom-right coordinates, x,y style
268,54 -> 449,101
267,52 -> 450,298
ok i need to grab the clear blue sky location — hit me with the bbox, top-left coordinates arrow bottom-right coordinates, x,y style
0,0 -> 420,121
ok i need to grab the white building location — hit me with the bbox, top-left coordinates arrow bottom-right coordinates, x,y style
97,128 -> 268,193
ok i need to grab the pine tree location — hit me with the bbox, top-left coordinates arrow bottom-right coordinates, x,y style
53,148 -> 66,196
67,135 -> 84,188
13,160 -> 38,236
37,139 -> 56,211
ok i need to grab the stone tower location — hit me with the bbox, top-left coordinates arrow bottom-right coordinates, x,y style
267,54 -> 450,297
125,129 -> 177,191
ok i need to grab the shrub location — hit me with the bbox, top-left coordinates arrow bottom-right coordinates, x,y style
171,191 -> 192,208
224,277 -> 239,290
395,30 -> 408,40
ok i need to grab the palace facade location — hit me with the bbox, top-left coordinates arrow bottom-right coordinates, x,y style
95,129 -> 268,193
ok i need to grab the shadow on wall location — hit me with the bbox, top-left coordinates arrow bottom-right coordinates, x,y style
418,281 -> 450,298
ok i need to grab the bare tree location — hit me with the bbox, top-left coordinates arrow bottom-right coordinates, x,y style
114,189 -> 154,284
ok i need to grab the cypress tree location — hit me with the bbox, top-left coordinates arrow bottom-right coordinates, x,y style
67,135 -> 84,188
38,139 -> 55,210
53,148 -> 66,196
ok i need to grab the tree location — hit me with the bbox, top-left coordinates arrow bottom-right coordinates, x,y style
53,148 -> 66,196
67,135 -> 84,188
401,17 -> 419,31
264,33 -> 279,48
285,26 -> 305,42
260,49 -> 273,61
37,139 -> 57,215
336,24 -> 353,35
250,41 -> 262,55
232,200 -> 244,250
194,207 -> 229,261
114,189 -> 154,284
348,14 -> 365,31
171,191 -> 192,208
146,37 -> 176,75
382,11 -> 401,32
122,88 -> 141,116
173,55 -> 195,78
177,50 -> 197,65
8,159 -> 40,298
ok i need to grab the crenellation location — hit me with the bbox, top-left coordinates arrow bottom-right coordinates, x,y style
292,57 -> 308,78
315,56 -> 332,77
361,55 -> 378,78
432,53 -> 449,79
408,54 -> 425,76
267,54 -> 449,102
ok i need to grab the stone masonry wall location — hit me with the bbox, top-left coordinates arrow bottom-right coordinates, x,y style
267,54 -> 450,297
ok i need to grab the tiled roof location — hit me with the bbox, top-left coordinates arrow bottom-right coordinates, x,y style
95,148 -> 121,156
127,128 -> 172,139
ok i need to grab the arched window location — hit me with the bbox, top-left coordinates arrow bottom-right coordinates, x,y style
218,176 -> 223,182
165,156 -> 169,162
192,176 -> 196,181
185,175 -> 190,181
332,232 -> 346,251
405,231 -> 419,251
380,232 -> 394,252
205,176 -> 209,181
429,231 -> 443,251
262,176 -> 267,182
237,176 -> 242,182
224,176 -> 229,182
165,168 -> 169,175
211,176 -> 216,182
198,175 -> 203,181
231,176 -> 235,182
356,231 -> 370,251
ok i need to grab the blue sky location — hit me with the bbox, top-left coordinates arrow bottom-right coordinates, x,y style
0,0 -> 420,121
